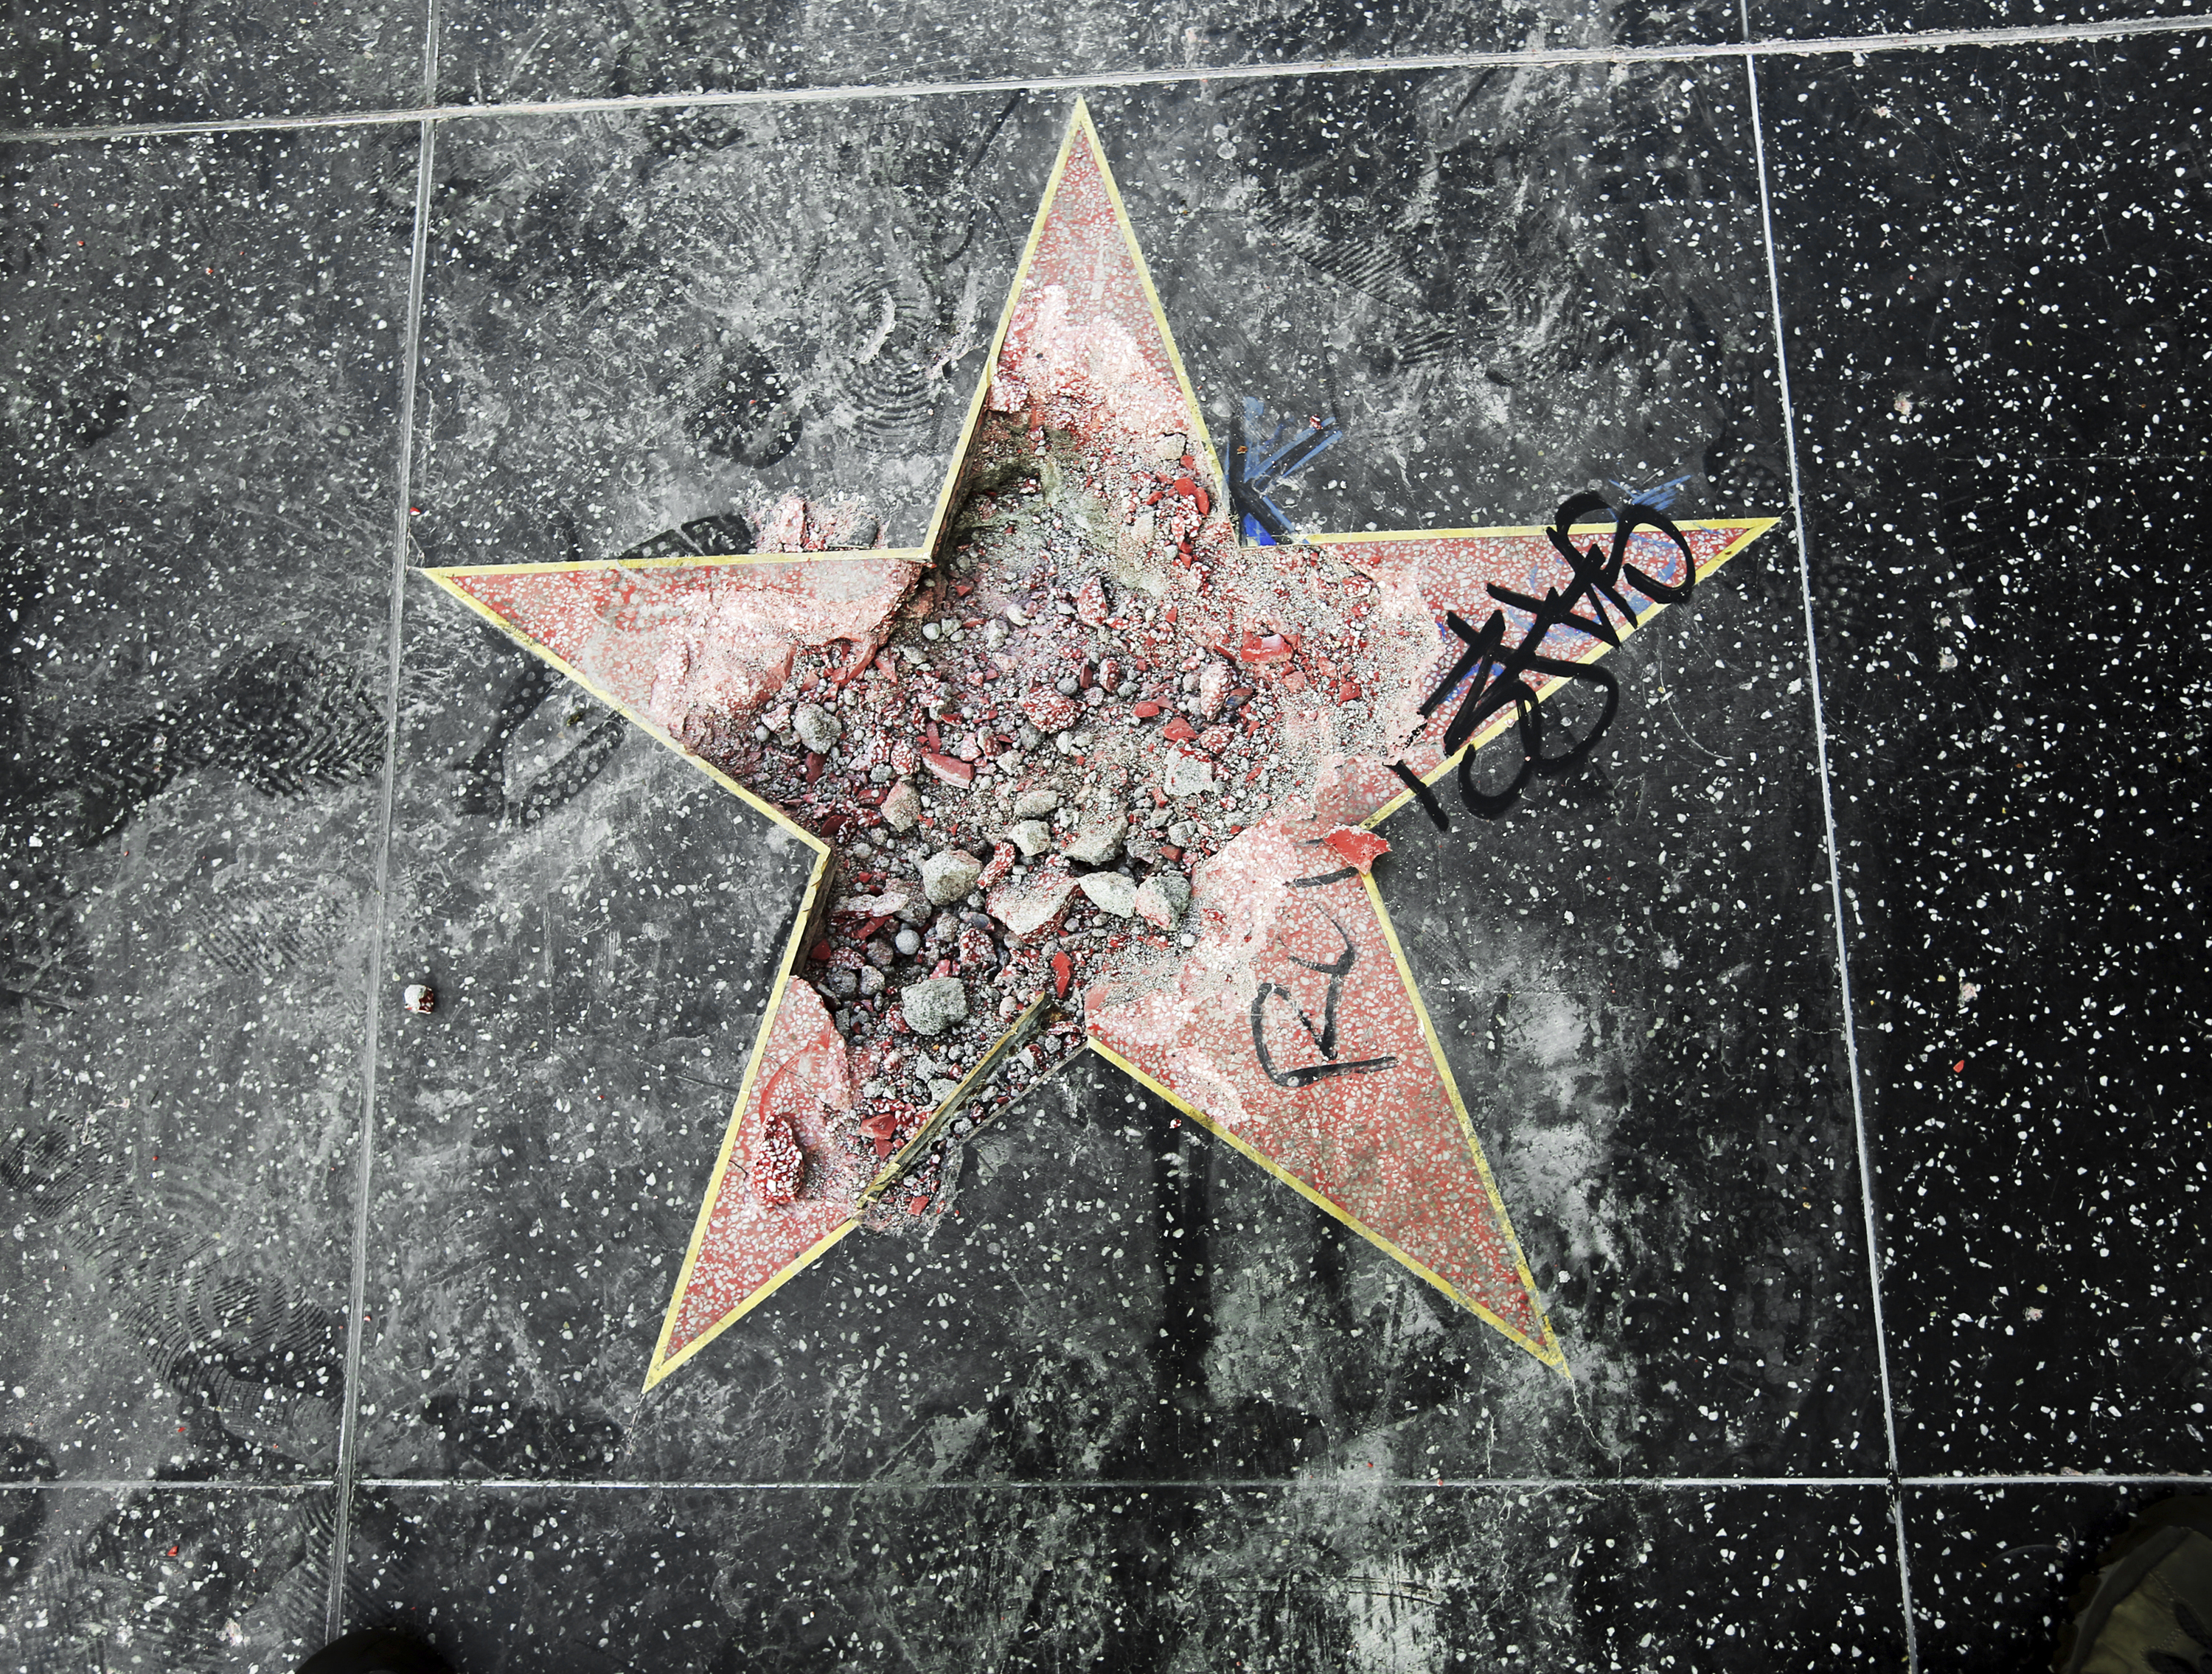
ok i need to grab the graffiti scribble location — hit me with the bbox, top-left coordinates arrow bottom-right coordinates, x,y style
1230,397 -> 1343,546
1391,492 -> 1699,825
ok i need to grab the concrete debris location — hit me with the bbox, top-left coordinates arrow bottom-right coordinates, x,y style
880,780 -> 922,831
922,848 -> 984,905
901,976 -> 970,1037
1077,871 -> 1138,918
792,702 -> 842,753
1133,870 -> 1192,929
1059,815 -> 1124,866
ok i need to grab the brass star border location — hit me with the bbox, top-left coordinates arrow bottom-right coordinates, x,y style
424,102 -> 1778,1391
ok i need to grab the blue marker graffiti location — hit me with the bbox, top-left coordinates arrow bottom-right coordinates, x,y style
1230,398 -> 1343,546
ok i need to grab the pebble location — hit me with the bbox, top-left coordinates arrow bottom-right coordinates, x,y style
793,702 -> 842,753
1006,818 -> 1052,857
881,780 -> 922,831
1078,872 -> 1138,918
901,976 -> 970,1037
894,927 -> 923,956
1134,871 -> 1192,929
1060,816 -> 1124,866
858,966 -> 886,997
1013,788 -> 1060,817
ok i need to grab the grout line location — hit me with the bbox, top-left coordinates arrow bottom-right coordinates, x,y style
1736,21 -> 1921,1673
4,12 -> 2205,143
349,1475 -> 1899,1493
14,1472 -> 2204,1495
15,1480 -> 339,1494
324,112 -> 438,1647
1906,1474 -> 2212,1488
420,0 -> 441,107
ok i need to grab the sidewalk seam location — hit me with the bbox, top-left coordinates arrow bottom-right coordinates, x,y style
1736,14 -> 1921,1670
6,12 -> 2205,143
324,110 -> 438,1646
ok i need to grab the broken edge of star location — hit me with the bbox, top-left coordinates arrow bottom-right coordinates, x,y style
917,98 -> 1231,565
418,97 -> 1780,1394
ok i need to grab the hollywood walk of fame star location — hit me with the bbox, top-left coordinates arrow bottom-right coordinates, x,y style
425,102 -> 1777,1391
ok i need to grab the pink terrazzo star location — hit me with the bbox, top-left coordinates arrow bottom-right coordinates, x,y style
428,103 -> 1777,1387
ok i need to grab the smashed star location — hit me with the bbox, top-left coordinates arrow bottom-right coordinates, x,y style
426,103 -> 1777,1389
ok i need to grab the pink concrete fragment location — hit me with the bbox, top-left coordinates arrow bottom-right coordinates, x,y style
1020,686 -> 1081,733
989,869 -> 1078,939
1324,828 -> 1391,875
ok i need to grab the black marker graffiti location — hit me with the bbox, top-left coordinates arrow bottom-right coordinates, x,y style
1250,890 -> 1399,1089
1392,492 -> 1698,825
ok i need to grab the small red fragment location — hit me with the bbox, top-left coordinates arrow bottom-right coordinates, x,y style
856,914 -> 891,942
907,1196 -> 931,1215
1020,686 -> 1080,733
810,941 -> 834,963
1237,631 -> 1298,665
745,1110 -> 806,1204
1133,700 -> 1162,719
1051,952 -> 1072,998
804,751 -> 824,784
922,750 -> 974,785
1338,680 -> 1362,702
1074,574 -> 1110,626
978,841 -> 1016,890
1323,827 -> 1391,875
860,1109 -> 904,1159
932,958 -> 955,979
1953,1060 -> 1966,1073
1162,716 -> 1197,743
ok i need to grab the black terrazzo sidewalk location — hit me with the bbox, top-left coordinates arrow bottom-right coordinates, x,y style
1,3 -> 2205,1668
